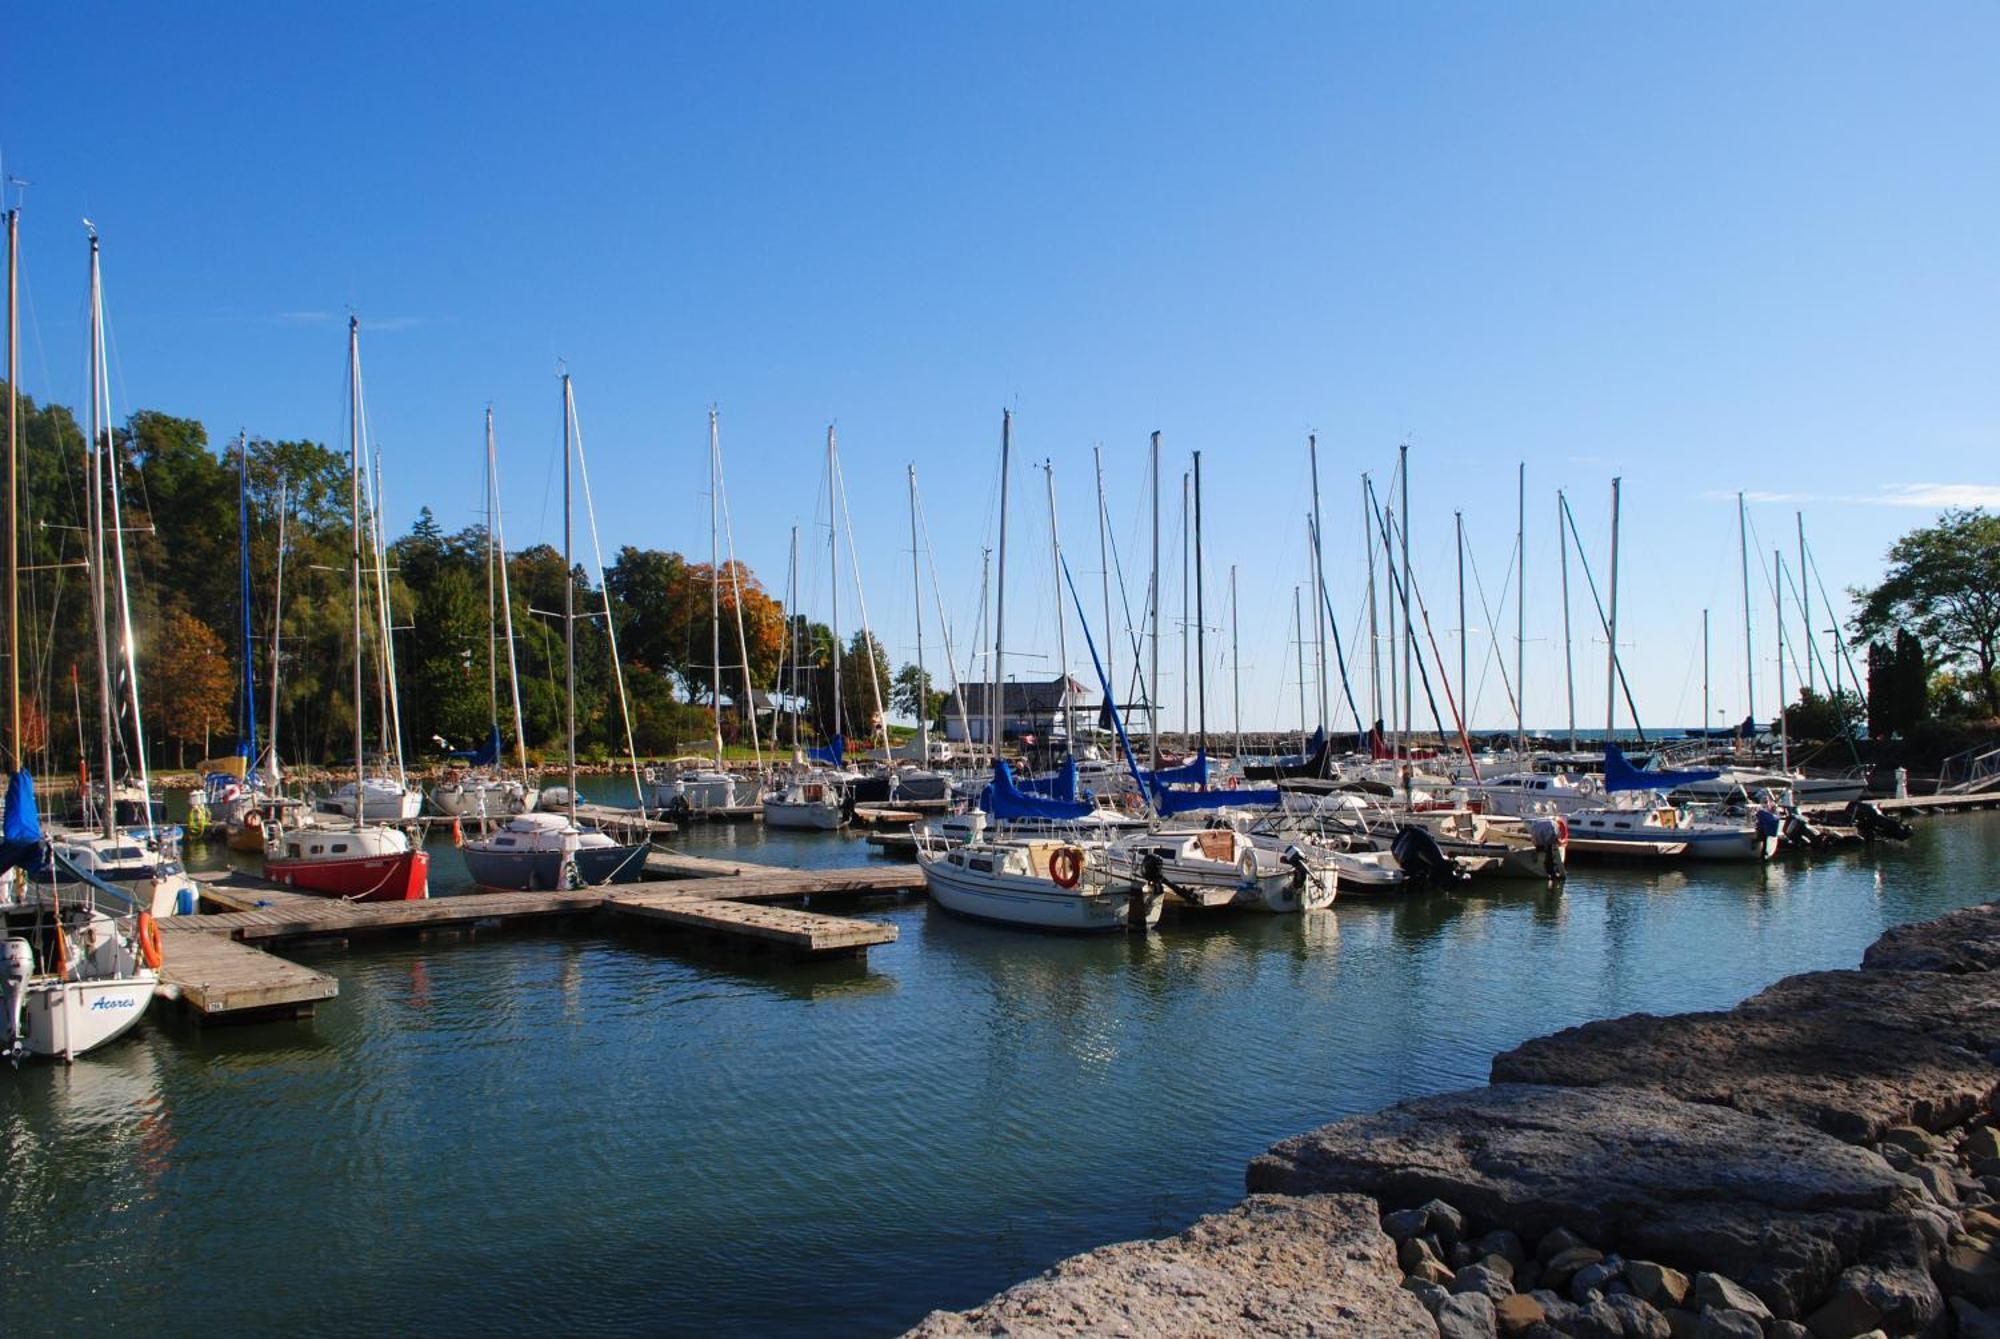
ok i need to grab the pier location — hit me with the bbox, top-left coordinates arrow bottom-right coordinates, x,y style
154,859 -> 921,1026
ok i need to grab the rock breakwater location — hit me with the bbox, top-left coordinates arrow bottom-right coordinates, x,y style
910,900 -> 2000,1337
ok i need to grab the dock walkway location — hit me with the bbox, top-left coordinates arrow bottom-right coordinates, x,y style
160,859 -> 920,1026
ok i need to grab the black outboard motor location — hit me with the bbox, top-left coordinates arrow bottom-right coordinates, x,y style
1849,800 -> 1914,843
1391,826 -> 1470,892
1280,845 -> 1311,892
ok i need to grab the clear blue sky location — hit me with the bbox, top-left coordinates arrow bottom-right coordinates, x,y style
6,3 -> 1996,737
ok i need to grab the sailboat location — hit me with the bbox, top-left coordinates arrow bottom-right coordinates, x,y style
460,373 -> 649,891
2,216 -> 159,1062
433,408 -> 540,820
264,318 -> 427,901
763,426 -> 855,830
916,412 -> 1163,931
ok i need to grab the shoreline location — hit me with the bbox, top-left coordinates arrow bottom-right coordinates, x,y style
911,895 -> 2000,1337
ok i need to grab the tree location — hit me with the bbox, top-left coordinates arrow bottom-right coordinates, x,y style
841,632 -> 893,744
1866,630 -> 1928,739
1780,687 -> 1863,741
891,662 -> 945,727
149,609 -> 235,765
1854,510 -> 2000,719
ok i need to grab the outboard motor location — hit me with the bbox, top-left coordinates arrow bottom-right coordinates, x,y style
1391,826 -> 1469,892
1848,800 -> 1913,842
2,937 -> 32,1064
1527,816 -> 1568,883
1782,812 -> 1817,850
1280,844 -> 1311,893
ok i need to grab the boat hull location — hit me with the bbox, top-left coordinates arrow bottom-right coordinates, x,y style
763,800 -> 844,830
462,841 -> 650,891
920,855 -> 1160,932
265,850 -> 429,901
15,973 -> 157,1059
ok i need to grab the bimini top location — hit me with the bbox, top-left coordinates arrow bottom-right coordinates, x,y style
1603,743 -> 1722,794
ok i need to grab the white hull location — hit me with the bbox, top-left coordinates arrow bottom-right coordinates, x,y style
16,974 -> 156,1059
321,784 -> 423,823
432,780 -> 539,818
763,800 -> 843,830
920,853 -> 1160,932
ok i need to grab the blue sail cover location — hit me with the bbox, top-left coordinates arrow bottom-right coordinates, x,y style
448,725 -> 505,767
1140,749 -> 1210,791
1604,743 -> 1722,794
809,735 -> 846,768
1020,755 -> 1079,801
0,770 -> 43,876
1151,782 -> 1283,816
981,760 -> 1093,821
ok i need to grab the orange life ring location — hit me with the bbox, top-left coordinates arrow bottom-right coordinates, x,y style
1049,846 -> 1084,889
137,911 -> 164,971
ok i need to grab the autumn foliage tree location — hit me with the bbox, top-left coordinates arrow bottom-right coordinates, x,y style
149,608 -> 236,765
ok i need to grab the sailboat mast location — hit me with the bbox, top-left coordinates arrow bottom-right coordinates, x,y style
5,204 -> 17,768
710,409 -> 723,768
1702,608 -> 1711,742
1364,475 -> 1379,731
1399,443 -> 1411,756
1738,491 -> 1754,739
562,372 -> 577,822
489,417 -> 528,774
1044,460 -> 1075,755
1193,450 -> 1207,758
991,410 -> 1010,756
828,426 -> 842,750
268,478 -> 287,779
1148,430 -> 1160,769
1293,585 -> 1306,740
347,318 -> 365,806
1776,549 -> 1789,770
86,234 -> 116,840
1180,470 -> 1189,744
1309,434 -> 1328,732
786,525 -> 800,755
1798,512 -> 1812,696
1516,462 -> 1526,750
1229,564 -> 1239,758
1094,445 -> 1113,732
1455,511 -> 1466,730
238,430 -> 258,769
716,422 -> 763,769
1605,476 -> 1621,738
908,465 -> 929,766
1558,490 -> 1576,752
484,409 -> 498,736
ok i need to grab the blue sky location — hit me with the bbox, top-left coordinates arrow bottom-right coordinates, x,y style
5,3 -> 1996,735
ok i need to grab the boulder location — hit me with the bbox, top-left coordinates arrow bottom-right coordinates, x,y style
1910,1161 -> 1958,1204
904,1193 -> 1435,1337
1384,1207 -> 1432,1240
1602,1294 -> 1672,1338
1566,1297 -> 1628,1339
1437,1291 -> 1497,1339
1404,1278 -> 1449,1314
1248,1084 -> 1927,1319
1541,1246 -> 1604,1289
1693,1309 -> 1764,1339
1953,1296 -> 2000,1339
1942,1235 -> 2000,1309
1877,1126 -> 1939,1157
1400,1235 -> 1444,1272
1862,900 -> 2000,973
1490,969 -> 2000,1143
1964,1126 -> 2000,1164
1627,1260 -> 1691,1309
1693,1273 -> 1773,1322
1451,1263 -> 1514,1301
1493,1291 -> 1546,1336
1537,1226 -> 1589,1262
1424,1198 -> 1468,1243
1571,1257 -> 1624,1301
1475,1228 -> 1529,1270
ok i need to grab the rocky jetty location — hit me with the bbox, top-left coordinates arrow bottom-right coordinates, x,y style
908,899 -> 2000,1336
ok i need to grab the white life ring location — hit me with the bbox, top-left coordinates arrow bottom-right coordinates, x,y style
1238,849 -> 1259,885
1576,775 -> 1600,796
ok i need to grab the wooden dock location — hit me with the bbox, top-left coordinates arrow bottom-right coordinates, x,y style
159,859 -> 920,1027
1803,791 -> 2000,819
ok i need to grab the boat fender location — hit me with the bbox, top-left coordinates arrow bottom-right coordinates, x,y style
137,911 -> 164,971
176,886 -> 197,917
1049,846 -> 1084,889
1576,775 -> 1599,796
1237,849 -> 1259,886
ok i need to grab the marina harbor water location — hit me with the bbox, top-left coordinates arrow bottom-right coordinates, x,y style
2,779 -> 1994,1336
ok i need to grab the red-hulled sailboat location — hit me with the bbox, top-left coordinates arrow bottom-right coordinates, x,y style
263,316 -> 427,901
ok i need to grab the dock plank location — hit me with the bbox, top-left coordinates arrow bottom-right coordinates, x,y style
156,927 -> 338,1016
603,893 -> 896,955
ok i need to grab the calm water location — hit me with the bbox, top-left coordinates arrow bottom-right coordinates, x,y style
3,789 -> 1995,1337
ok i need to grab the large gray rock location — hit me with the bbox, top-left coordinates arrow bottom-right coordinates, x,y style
1437,1291 -> 1497,1339
1863,900 -> 2000,973
904,1193 -> 1436,1337
1490,968 -> 2000,1142
1247,1084 -> 1928,1320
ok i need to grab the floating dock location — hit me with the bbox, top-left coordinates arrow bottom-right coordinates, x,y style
158,858 -> 921,1027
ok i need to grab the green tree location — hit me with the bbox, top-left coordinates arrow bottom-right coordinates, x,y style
891,662 -> 945,727
149,608 -> 235,765
1854,510 -> 2000,719
1779,687 -> 1863,741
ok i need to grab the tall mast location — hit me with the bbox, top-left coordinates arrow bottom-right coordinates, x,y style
786,525 -> 801,755
1558,490 -> 1576,752
1094,445 -> 1113,735
709,408 -> 723,768
1605,476 -> 1621,738
1399,443 -> 1411,755
1364,475 -> 1380,730
1798,512 -> 1812,696
1148,431 -> 1160,768
1775,548 -> 1789,771
267,477 -> 288,781
1180,470 -> 1189,744
827,426 -> 842,750
991,410 -> 1010,756
1515,462 -> 1526,750
561,372 -> 577,822
489,415 -> 528,774
485,409 -> 498,737
5,204 -> 18,769
716,419 -> 762,770
907,464 -> 928,766
1309,434 -> 1329,731
1192,450 -> 1207,758
1229,564 -> 1240,757
1043,460 -> 1075,755
238,430 -> 258,769
1738,491 -> 1755,739
1293,585 -> 1306,741
1702,608 -> 1711,742
347,318 -> 365,809
86,231 -> 116,838
1455,510 -> 1466,732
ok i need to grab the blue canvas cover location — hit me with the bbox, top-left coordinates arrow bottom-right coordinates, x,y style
981,760 -> 1093,821
1150,782 -> 1283,816
1603,743 -> 1722,794
1141,749 -> 1210,791
0,770 -> 43,876
448,725 -> 504,767
809,735 -> 845,768
1020,755 -> 1079,801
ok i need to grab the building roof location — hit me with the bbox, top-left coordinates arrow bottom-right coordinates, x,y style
943,676 -> 1089,717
